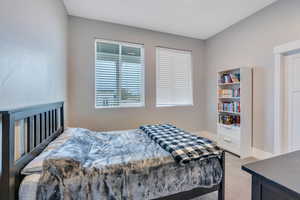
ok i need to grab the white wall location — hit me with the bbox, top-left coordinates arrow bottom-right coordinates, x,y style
0,0 -> 68,169
0,0 -> 68,109
204,0 -> 300,153
67,16 -> 205,132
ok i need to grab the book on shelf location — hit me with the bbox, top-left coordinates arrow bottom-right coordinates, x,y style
218,88 -> 240,98
218,114 -> 240,126
219,72 -> 240,84
219,123 -> 240,129
218,102 -> 240,113
230,73 -> 240,83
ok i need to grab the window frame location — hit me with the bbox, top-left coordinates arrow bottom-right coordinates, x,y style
155,47 -> 194,108
94,39 -> 145,109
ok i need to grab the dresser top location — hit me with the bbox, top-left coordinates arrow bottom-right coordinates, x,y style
242,150 -> 300,196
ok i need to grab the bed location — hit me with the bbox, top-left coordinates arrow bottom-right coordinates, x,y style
0,102 -> 225,200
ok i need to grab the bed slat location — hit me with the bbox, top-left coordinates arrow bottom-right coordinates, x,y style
54,109 -> 57,131
49,110 -> 52,136
60,106 -> 64,130
27,117 -> 34,152
46,111 -> 50,137
35,114 -> 41,146
52,110 -> 55,133
41,113 -> 46,141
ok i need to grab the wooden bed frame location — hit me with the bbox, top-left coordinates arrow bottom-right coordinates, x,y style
0,102 -> 225,200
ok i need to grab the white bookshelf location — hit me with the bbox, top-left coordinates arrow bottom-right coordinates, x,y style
217,67 -> 252,158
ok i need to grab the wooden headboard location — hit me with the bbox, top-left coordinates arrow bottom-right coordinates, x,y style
0,102 -> 64,200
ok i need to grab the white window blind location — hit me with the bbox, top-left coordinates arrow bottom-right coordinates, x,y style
156,47 -> 193,107
95,40 -> 144,108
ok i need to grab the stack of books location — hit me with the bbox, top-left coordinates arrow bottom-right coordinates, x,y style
220,72 -> 240,84
219,115 -> 240,126
218,102 -> 240,113
218,88 -> 240,98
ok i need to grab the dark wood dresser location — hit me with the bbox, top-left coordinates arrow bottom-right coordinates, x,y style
242,151 -> 300,200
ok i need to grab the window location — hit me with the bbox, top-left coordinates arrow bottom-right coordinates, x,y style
95,40 -> 144,108
156,47 -> 193,107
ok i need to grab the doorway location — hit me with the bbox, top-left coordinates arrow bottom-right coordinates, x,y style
284,52 -> 300,152
274,40 -> 300,155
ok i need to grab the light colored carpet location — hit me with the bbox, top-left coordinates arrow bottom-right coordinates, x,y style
192,153 -> 256,200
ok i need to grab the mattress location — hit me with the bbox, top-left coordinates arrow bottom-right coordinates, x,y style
19,128 -> 223,200
19,174 -> 40,200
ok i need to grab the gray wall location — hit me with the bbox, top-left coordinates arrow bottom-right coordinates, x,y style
0,0 -> 68,109
204,0 -> 300,153
0,0 -> 68,176
68,16 -> 205,132
3,0 -> 297,153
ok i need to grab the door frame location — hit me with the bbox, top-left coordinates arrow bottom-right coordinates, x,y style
274,40 -> 300,155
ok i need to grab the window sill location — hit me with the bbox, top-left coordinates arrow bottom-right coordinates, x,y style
156,104 -> 194,108
95,104 -> 145,109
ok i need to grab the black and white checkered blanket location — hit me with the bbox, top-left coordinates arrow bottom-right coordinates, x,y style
140,124 -> 222,165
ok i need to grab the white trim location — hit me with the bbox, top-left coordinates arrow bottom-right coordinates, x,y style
156,104 -> 194,108
287,55 -> 293,153
95,38 -> 144,48
95,104 -> 145,109
274,54 -> 284,155
252,148 -> 273,160
274,40 -> 300,155
274,40 -> 300,54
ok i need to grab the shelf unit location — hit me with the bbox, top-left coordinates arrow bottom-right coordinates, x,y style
217,67 -> 253,158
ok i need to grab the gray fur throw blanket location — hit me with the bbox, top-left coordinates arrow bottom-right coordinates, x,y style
37,128 -> 223,200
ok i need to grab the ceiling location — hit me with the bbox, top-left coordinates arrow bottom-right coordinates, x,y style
63,0 -> 277,40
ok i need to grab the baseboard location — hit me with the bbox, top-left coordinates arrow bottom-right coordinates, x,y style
252,148 -> 273,160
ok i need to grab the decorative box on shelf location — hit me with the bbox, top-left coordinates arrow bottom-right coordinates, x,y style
217,67 -> 253,158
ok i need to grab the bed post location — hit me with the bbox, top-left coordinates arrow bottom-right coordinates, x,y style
0,111 -> 15,200
218,151 -> 225,200
60,102 -> 64,131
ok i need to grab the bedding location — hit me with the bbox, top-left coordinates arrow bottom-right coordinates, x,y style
20,128 -> 223,200
140,124 -> 222,165
37,128 -> 222,200
19,174 -> 41,200
21,128 -> 75,175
